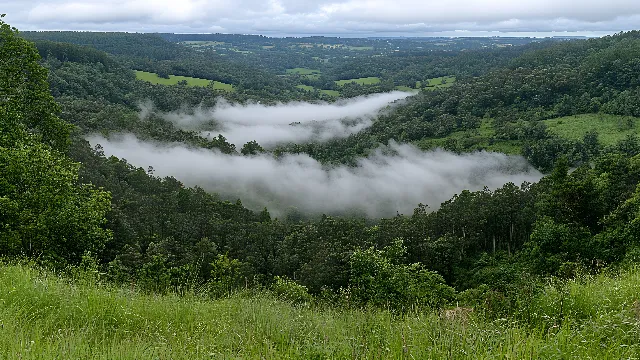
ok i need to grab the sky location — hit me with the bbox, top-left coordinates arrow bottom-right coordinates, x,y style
3,0 -> 639,37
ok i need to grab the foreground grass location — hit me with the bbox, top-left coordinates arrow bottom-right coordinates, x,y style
134,70 -> 234,91
544,113 -> 640,145
1,264 -> 639,359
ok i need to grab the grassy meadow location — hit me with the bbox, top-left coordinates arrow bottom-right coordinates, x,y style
286,68 -> 321,80
415,119 -> 523,154
395,76 -> 457,92
544,113 -> 640,145
134,70 -> 234,91
2,263 -> 640,359
417,76 -> 456,90
335,77 -> 381,86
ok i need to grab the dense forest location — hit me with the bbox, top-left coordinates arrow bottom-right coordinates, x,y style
3,14 -> 640,357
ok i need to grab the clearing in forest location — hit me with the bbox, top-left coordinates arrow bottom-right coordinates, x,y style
544,114 -> 640,145
135,70 -> 234,91
335,77 -> 381,86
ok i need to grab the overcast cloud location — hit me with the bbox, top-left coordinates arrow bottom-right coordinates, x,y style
3,0 -> 638,36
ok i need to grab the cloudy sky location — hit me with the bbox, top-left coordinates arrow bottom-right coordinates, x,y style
3,0 -> 639,37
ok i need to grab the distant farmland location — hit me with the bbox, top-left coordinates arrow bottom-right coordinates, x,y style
335,77 -> 381,86
135,71 -> 234,91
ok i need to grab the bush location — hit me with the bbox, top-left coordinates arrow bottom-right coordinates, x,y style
349,239 -> 455,312
271,276 -> 312,305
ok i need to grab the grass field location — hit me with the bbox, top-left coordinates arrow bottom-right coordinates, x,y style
335,77 -> 381,86
135,71 -> 234,91
394,76 -> 457,92
286,68 -> 321,80
415,119 -> 523,154
544,113 -> 640,145
417,76 -> 457,89
2,263 -> 640,359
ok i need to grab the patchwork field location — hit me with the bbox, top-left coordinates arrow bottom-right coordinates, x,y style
135,71 -> 234,91
335,77 -> 381,86
395,76 -> 457,91
544,113 -> 640,145
414,119 -> 522,154
286,68 -> 321,80
417,76 -> 457,89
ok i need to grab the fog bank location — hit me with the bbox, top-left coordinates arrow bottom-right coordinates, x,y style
88,134 -> 543,217
157,91 -> 412,147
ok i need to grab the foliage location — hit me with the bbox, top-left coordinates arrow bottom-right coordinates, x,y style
349,239 -> 455,312
271,276 -> 312,304
2,263 -> 640,359
0,16 -> 111,266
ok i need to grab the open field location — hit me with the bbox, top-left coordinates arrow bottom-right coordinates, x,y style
415,119 -> 523,154
417,76 -> 456,89
2,263 -> 640,359
286,68 -> 321,80
135,71 -> 234,91
335,77 -> 381,86
395,76 -> 457,91
544,113 -> 640,145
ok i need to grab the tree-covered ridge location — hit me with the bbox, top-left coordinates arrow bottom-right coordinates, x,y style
274,30 -> 640,170
21,31 -> 321,100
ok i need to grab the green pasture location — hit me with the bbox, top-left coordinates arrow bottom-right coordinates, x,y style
135,70 -> 234,91
544,113 -> 640,145
335,77 -> 381,86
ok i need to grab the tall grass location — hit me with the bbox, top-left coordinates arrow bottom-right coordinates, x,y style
1,264 -> 639,359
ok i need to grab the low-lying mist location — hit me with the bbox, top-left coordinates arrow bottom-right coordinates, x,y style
157,91 -> 412,147
88,134 -> 543,218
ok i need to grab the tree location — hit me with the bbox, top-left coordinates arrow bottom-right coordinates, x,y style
0,16 -> 111,265
349,239 -> 455,312
0,15 -> 71,151
240,140 -> 265,156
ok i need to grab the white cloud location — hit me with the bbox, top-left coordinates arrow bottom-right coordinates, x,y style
88,134 -> 543,217
159,92 -> 412,147
4,0 -> 639,35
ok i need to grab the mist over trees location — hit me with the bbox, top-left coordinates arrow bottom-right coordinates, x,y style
4,16 -> 640,331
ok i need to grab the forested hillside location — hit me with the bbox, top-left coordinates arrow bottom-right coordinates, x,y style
3,15 -> 640,358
